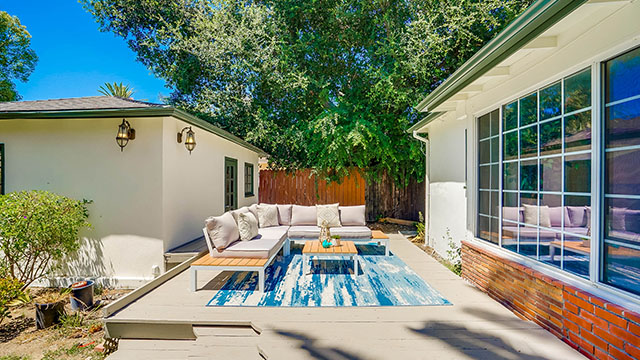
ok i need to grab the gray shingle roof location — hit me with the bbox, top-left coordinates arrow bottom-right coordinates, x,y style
0,96 -> 167,112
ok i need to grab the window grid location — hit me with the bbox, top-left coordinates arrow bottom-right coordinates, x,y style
244,163 -> 254,197
494,67 -> 593,278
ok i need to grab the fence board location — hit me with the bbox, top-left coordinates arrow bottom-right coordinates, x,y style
259,169 -> 424,221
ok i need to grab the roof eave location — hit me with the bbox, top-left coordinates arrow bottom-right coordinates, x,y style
0,107 -> 268,156
407,112 -> 444,133
414,0 -> 587,113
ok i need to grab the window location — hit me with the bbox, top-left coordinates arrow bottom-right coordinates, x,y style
603,46 -> 640,296
475,46 -> 640,297
244,162 -> 254,197
224,157 -> 238,211
0,144 -> 4,195
477,109 -> 500,244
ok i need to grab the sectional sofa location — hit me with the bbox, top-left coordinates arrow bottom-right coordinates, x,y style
193,204 -> 381,292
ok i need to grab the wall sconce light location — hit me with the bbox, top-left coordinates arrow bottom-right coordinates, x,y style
116,119 -> 135,151
177,126 -> 196,154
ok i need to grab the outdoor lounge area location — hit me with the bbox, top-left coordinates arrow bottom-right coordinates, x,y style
102,232 -> 584,359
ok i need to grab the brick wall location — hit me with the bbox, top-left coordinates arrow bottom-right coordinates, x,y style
462,240 -> 640,360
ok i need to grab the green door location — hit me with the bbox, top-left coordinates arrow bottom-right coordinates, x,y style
224,157 -> 237,211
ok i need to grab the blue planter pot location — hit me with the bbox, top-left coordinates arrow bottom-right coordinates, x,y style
70,280 -> 94,311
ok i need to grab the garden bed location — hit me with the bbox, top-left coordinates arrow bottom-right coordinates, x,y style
0,287 -> 129,360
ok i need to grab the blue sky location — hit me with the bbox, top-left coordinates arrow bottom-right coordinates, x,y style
2,1 -> 168,103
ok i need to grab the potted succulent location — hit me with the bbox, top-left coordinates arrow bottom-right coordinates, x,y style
331,235 -> 342,247
35,289 -> 69,329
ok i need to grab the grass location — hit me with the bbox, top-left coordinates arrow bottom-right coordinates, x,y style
0,356 -> 31,360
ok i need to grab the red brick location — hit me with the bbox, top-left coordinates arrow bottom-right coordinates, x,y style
566,293 -> 595,313
610,324 -> 640,345
565,302 -> 580,315
626,311 -> 640,326
581,329 -> 608,351
594,347 -> 608,360
609,345 -> 634,360
596,307 -> 628,329
582,310 -> 611,331
629,321 -> 640,337
625,343 -> 640,360
564,318 -> 580,334
566,311 -> 593,332
606,303 -> 626,317
593,324 -> 624,349
589,295 -> 607,308
576,290 -> 590,302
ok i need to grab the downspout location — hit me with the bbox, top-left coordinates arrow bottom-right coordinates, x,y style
412,131 -> 430,247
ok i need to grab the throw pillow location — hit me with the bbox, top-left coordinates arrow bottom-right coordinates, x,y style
339,205 -> 366,226
276,204 -> 293,225
248,204 -> 260,226
291,205 -> 317,225
317,203 -> 341,227
204,212 -> 239,252
237,212 -> 259,241
230,207 -> 249,223
522,204 -> 550,227
257,204 -> 279,228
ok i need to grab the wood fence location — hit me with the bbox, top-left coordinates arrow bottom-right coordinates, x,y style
258,169 -> 424,221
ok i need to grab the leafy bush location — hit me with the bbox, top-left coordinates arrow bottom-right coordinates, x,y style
0,191 -> 91,288
414,212 -> 425,243
444,229 -> 462,276
0,276 -> 28,325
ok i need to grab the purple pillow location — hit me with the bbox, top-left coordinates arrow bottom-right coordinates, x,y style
609,207 -> 627,231
548,207 -> 569,227
567,206 -> 588,227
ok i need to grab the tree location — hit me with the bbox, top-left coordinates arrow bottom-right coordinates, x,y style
98,81 -> 135,98
0,11 -> 38,102
83,0 -> 532,184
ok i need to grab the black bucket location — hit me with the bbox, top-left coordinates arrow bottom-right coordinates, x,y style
35,301 -> 65,329
70,280 -> 94,311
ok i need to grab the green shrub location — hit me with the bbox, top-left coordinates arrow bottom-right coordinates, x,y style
414,212 -> 425,243
0,276 -> 28,325
0,191 -> 91,287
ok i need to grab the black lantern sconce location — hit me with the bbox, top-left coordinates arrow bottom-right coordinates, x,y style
116,119 -> 135,151
177,126 -> 196,154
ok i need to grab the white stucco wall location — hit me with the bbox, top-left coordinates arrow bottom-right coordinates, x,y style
0,117 -> 165,287
420,1 -> 640,259
161,117 -> 260,252
424,114 -> 467,259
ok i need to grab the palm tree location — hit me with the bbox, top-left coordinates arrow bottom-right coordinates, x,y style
98,82 -> 134,98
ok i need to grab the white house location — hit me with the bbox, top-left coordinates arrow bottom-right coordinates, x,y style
0,96 -> 265,287
410,0 -> 640,358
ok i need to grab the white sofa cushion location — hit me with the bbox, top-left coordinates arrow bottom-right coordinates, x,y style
288,225 -> 321,239
276,204 -> 293,225
210,236 -> 285,259
317,203 -> 341,227
257,204 -> 279,228
291,205 -> 317,226
230,206 -> 249,223
238,212 -> 259,241
204,212 -> 239,251
331,226 -> 372,239
339,205 -> 366,226
248,204 -> 259,225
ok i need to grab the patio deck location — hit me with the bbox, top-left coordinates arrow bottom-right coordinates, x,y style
106,233 -> 584,359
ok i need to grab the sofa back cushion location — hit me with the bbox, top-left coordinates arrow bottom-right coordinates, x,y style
317,203 -> 341,227
502,207 -> 523,223
276,204 -> 293,225
291,205 -> 317,226
238,212 -> 259,241
248,204 -> 259,225
204,212 -> 240,252
549,206 -> 569,227
339,205 -> 366,226
230,206 -> 249,223
523,204 -> 551,227
257,204 -> 279,228
567,206 -> 589,227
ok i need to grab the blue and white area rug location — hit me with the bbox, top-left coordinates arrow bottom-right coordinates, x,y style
206,245 -> 451,307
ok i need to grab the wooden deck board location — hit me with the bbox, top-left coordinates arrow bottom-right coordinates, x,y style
109,234 -> 584,360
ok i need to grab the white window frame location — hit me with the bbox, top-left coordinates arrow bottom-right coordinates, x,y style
469,37 -> 640,308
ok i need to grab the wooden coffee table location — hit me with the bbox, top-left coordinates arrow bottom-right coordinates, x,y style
302,240 -> 359,276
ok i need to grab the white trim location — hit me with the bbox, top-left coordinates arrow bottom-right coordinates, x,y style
466,237 -> 640,313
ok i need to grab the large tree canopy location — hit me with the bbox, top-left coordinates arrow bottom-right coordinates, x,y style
0,11 -> 38,102
83,0 -> 531,183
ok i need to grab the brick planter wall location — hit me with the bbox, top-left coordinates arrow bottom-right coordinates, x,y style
461,240 -> 640,360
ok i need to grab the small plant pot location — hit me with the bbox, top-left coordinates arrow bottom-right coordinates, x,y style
70,280 -> 94,311
35,301 -> 65,329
